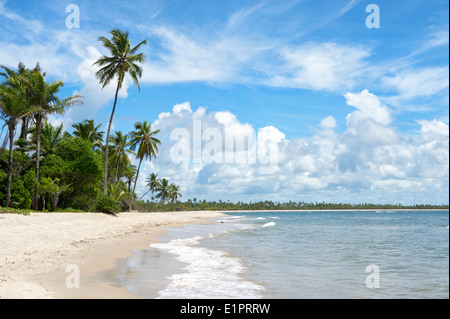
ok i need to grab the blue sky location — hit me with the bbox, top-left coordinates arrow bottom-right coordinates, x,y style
1,0 -> 448,204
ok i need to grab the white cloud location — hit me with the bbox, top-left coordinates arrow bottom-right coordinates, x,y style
134,93 -> 448,204
381,66 -> 449,99
140,26 -> 265,84
269,42 -> 370,91
48,45 -> 132,131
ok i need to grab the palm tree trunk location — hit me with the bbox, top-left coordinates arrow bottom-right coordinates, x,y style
132,157 -> 143,199
6,126 -> 14,208
138,189 -> 151,201
103,84 -> 120,195
115,154 -> 121,182
32,117 -> 42,210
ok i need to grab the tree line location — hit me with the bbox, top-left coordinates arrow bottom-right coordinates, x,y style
135,199 -> 449,212
0,29 -> 182,213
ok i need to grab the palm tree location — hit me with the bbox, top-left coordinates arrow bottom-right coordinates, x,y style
93,29 -> 147,195
124,164 -> 137,192
23,69 -> 83,210
110,130 -> 135,182
168,184 -> 182,203
27,120 -> 64,157
155,178 -> 170,204
66,119 -> 104,149
1,63 -> 41,142
138,173 -> 159,201
130,121 -> 160,201
107,181 -> 128,203
0,80 -> 37,207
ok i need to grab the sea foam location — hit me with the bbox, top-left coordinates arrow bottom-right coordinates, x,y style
151,234 -> 265,299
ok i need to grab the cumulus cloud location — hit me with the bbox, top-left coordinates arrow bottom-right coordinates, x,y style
135,91 -> 449,204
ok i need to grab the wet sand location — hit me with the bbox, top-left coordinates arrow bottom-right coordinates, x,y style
0,211 -> 225,299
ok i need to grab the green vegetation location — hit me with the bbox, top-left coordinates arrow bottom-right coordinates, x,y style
132,199 -> 449,212
0,29 -> 181,213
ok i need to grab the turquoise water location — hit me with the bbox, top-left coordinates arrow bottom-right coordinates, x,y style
114,210 -> 449,299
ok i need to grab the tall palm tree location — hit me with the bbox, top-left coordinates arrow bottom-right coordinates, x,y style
66,119 -> 104,149
23,70 -> 83,210
155,178 -> 170,204
110,130 -> 135,182
168,184 -> 182,203
93,29 -> 147,195
138,173 -> 159,201
130,121 -> 160,201
1,63 -> 41,142
0,81 -> 37,207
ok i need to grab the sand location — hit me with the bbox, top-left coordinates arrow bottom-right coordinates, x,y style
0,211 -> 226,299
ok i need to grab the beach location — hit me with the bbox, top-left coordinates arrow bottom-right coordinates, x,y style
0,211 -> 225,299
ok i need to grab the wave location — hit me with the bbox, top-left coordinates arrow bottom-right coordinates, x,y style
151,235 -> 265,299
261,222 -> 276,228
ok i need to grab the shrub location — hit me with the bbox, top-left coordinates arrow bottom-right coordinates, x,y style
95,195 -> 120,214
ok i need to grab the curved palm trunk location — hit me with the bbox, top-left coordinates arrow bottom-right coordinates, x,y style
32,117 -> 42,210
5,126 -> 15,208
131,157 -> 143,203
138,189 -> 151,201
103,84 -> 120,195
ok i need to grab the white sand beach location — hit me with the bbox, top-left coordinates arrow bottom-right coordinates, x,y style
0,211 -> 225,299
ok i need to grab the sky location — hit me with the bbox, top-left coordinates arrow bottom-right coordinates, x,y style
0,0 -> 448,204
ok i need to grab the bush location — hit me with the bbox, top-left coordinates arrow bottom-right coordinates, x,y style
95,195 -> 120,214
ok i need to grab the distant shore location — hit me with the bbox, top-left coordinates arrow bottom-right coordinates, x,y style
0,211 -> 226,299
218,209 -> 449,212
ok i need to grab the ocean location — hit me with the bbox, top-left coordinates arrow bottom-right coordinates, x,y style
107,210 -> 449,299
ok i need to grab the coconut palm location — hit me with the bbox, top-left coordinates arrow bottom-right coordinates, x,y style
93,29 -> 147,195
130,121 -> 160,201
155,178 -> 170,204
66,119 -> 104,149
109,130 -> 135,182
124,164 -> 137,192
168,184 -> 182,203
23,69 -> 83,210
0,63 -> 41,141
107,181 -> 128,203
138,173 -> 159,201
27,120 -> 64,157
0,81 -> 37,207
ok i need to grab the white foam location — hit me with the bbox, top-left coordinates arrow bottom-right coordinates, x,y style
261,222 -> 276,228
151,235 -> 265,299
256,217 -> 266,220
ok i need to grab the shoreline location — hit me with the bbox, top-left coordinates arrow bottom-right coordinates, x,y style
0,211 -> 226,299
0,209 -> 447,299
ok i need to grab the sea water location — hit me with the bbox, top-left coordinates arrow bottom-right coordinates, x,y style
110,210 -> 449,299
